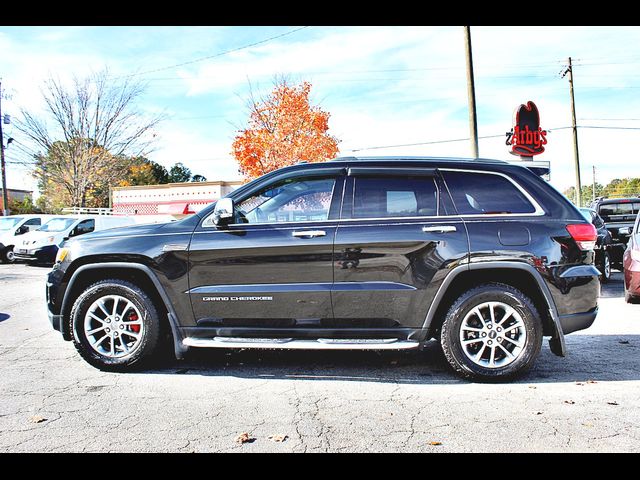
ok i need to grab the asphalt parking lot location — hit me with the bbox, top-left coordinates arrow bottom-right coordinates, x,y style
0,262 -> 639,453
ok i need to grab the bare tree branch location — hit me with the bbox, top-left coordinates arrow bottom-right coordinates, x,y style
13,69 -> 165,207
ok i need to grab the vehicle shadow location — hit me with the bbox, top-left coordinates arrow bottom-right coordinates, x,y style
0,313 -> 10,323
146,334 -> 640,385
601,271 -> 625,299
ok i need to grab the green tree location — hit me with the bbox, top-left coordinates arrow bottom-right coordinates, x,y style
168,163 -> 192,183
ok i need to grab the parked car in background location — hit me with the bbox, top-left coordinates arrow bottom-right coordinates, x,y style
579,207 -> 613,282
590,197 -> 640,270
623,212 -> 640,303
13,215 -> 138,265
0,214 -> 55,263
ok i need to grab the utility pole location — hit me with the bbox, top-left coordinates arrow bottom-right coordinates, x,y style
563,57 -> 582,207
464,26 -> 479,158
592,165 -> 596,205
0,81 -> 9,216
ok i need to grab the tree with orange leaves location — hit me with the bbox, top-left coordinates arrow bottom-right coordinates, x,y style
232,79 -> 340,180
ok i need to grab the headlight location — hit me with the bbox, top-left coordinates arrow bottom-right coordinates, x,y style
55,247 -> 70,263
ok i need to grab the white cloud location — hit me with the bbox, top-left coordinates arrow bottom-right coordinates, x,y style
2,25 -> 640,199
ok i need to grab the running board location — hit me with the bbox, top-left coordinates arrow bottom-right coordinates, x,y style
182,337 -> 420,350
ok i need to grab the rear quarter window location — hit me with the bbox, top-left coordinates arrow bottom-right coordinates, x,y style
442,170 -> 537,215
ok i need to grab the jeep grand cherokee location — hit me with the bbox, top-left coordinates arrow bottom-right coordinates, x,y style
46,157 -> 600,381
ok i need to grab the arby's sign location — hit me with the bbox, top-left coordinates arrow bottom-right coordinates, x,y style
506,101 -> 547,158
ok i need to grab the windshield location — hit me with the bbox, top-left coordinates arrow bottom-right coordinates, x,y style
0,217 -> 23,231
38,217 -> 77,232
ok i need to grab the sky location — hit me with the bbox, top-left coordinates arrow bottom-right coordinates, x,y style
1,25 -> 640,197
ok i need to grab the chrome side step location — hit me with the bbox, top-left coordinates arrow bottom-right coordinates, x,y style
182,337 -> 420,350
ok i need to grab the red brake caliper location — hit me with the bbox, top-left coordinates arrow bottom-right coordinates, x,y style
128,312 -> 141,333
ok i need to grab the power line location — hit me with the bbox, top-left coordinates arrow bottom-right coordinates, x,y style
349,127 -> 574,153
112,26 -> 310,80
579,125 -> 640,131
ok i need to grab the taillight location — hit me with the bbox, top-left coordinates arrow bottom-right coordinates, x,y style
566,224 -> 597,251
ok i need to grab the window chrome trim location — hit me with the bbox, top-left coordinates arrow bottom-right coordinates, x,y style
201,166 -> 546,227
438,168 -> 546,217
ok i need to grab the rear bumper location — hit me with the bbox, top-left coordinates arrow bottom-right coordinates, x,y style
558,307 -> 598,335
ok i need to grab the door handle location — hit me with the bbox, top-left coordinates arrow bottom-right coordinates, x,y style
292,230 -> 327,238
422,225 -> 457,233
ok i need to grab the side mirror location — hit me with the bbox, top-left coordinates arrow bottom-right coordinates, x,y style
212,197 -> 235,226
15,225 -> 29,235
619,227 -> 632,236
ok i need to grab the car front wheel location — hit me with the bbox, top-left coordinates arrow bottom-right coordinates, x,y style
70,279 -> 161,371
2,247 -> 15,263
441,283 -> 543,381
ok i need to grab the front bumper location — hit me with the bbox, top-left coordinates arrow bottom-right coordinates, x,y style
624,254 -> 640,297
47,306 -> 63,333
13,245 -> 58,263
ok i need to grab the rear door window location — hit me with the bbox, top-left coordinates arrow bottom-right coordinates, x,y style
442,170 -> 537,215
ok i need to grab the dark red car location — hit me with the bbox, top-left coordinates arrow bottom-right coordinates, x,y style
623,212 -> 640,303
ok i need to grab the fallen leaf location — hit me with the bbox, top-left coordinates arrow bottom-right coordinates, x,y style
268,434 -> 288,443
29,415 -> 47,424
586,380 -> 597,384
535,411 -> 543,415
428,441 -> 442,446
528,386 -> 537,389
235,432 -> 255,444
576,382 -> 584,386
564,400 -> 575,405
607,401 -> 619,406
582,423 -> 594,427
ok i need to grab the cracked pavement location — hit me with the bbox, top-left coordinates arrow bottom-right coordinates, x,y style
1,263 -> 639,452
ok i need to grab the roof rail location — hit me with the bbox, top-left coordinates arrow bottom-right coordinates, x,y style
62,207 -> 114,216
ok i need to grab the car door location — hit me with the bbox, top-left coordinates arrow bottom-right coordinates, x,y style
331,167 -> 469,334
22,217 -> 42,233
188,169 -> 344,330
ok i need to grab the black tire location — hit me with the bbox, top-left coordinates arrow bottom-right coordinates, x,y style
440,283 -> 543,382
599,250 -> 611,283
70,279 -> 161,371
2,247 -> 15,263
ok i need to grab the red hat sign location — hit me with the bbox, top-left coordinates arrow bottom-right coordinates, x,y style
506,101 -> 547,158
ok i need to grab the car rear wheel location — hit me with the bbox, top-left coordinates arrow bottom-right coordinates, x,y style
440,283 -> 543,381
600,251 -> 611,283
70,279 -> 161,371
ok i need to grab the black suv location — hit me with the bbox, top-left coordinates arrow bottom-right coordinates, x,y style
46,157 -> 601,381
590,197 -> 640,270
